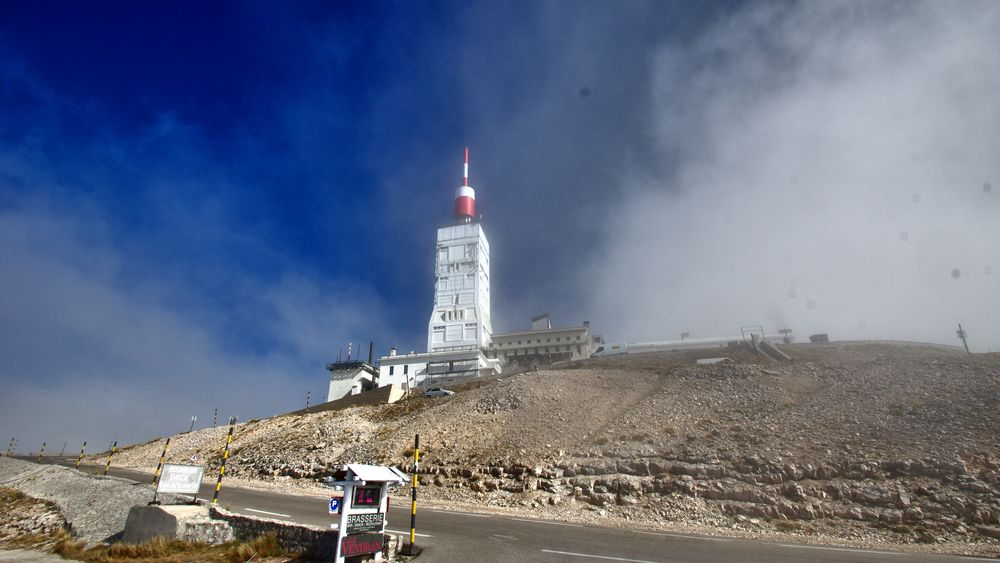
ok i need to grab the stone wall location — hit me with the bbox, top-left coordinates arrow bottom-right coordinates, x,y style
209,506 -> 339,558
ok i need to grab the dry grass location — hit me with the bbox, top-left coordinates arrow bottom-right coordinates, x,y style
48,532 -> 292,562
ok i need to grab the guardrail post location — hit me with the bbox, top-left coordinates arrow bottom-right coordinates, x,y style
104,441 -> 117,475
152,438 -> 171,486
75,441 -> 87,469
212,417 -> 237,504
409,434 -> 420,554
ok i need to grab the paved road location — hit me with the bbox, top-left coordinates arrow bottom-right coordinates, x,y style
20,456 -> 999,562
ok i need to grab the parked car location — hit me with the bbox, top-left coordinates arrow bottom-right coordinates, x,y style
423,387 -> 455,398
591,342 -> 628,357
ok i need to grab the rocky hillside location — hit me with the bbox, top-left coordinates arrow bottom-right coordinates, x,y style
102,341 -> 1000,555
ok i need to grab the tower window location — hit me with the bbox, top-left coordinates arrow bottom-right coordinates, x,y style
389,366 -> 394,375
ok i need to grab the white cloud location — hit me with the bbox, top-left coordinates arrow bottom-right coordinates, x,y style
0,205 -> 392,451
587,1 -> 1000,350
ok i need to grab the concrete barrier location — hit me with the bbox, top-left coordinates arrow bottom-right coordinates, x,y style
122,505 -> 234,544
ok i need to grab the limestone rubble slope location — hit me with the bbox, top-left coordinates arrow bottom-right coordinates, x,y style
101,341 -> 1000,555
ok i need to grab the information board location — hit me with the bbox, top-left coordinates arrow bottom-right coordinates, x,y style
346,512 -> 384,534
156,464 -> 205,494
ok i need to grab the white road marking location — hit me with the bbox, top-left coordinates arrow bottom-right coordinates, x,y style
428,509 -> 491,518
634,530 -> 729,542
958,558 -> 1000,561
492,534 -> 517,540
778,544 -> 902,556
511,518 -> 584,527
541,549 -> 659,563
244,508 -> 291,518
385,529 -> 431,538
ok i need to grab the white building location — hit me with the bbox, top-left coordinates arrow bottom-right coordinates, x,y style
489,314 -> 600,368
427,222 -> 493,352
374,150 -> 600,390
326,360 -> 378,401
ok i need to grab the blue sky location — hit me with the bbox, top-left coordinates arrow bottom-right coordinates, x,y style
2,1 -> 999,452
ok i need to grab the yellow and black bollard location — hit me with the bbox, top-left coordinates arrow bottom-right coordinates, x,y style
152,437 -> 171,486
212,417 -> 237,504
37,442 -> 46,463
104,441 -> 117,475
75,441 -> 87,469
409,434 -> 420,554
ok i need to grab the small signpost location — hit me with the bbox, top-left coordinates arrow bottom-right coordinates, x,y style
154,463 -> 205,504
325,463 -> 408,563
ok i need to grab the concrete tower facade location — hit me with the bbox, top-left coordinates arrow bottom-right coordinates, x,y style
427,149 -> 493,353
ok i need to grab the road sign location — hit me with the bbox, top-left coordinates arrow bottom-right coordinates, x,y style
156,464 -> 205,494
329,497 -> 341,514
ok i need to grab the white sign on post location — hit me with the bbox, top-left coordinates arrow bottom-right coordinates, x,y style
156,463 -> 205,494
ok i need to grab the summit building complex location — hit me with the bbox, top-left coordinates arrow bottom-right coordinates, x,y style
328,149 -> 600,399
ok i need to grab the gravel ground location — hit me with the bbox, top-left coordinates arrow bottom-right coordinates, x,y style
93,341 -> 1000,557
0,457 -> 183,546
0,549 -> 66,562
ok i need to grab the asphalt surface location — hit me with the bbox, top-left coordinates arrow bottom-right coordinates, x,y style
17,456 -> 999,562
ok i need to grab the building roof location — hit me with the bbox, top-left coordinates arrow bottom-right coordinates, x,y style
379,348 -> 488,365
492,324 -> 590,339
344,464 -> 408,484
325,360 -> 378,375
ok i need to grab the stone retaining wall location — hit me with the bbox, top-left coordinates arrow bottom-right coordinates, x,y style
210,506 -> 339,559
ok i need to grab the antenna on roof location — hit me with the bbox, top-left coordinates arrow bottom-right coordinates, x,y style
463,146 -> 469,186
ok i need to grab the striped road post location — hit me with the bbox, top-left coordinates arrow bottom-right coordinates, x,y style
75,442 -> 87,469
152,438 -> 171,486
212,417 -> 236,504
104,441 -> 117,475
37,442 -> 45,463
5,437 -> 14,456
409,434 -> 420,553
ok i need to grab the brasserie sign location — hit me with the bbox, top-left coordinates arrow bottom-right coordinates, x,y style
346,512 -> 384,534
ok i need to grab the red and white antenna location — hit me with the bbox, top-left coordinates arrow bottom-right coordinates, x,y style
454,146 -> 476,222
463,146 -> 469,186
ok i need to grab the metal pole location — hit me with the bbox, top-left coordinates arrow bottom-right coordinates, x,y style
37,442 -> 46,463
409,434 -> 420,553
189,416 -> 197,433
213,417 -> 237,504
958,323 -> 970,354
75,441 -> 87,469
104,441 -> 117,475
152,438 -> 171,486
